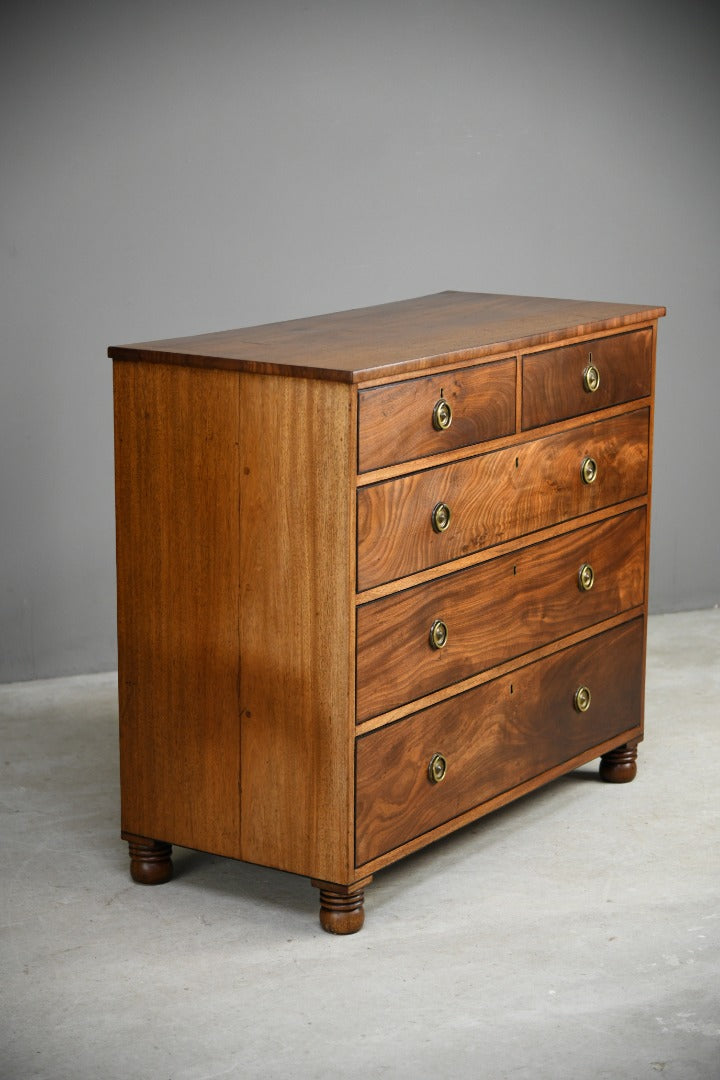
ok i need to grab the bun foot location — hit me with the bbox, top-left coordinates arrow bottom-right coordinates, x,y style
123,833 -> 173,884
312,878 -> 371,935
319,889 -> 365,934
600,743 -> 638,784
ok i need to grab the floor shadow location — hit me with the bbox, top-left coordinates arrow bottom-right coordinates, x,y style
169,847 -> 315,916
170,760 -> 607,907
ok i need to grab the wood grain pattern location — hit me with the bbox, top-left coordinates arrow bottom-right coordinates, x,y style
357,408 -> 649,590
109,292 -> 665,383
112,293 -> 663,932
522,328 -> 652,428
358,727 -> 645,877
356,618 -> 644,864
356,508 -> 646,722
115,364 -> 356,882
114,362 -> 243,856
236,374 -> 356,882
357,358 -> 516,472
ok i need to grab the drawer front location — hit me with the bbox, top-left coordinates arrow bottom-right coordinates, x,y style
355,618 -> 644,865
358,408 -> 649,590
522,328 -> 652,429
358,358 -> 516,473
356,508 -> 646,722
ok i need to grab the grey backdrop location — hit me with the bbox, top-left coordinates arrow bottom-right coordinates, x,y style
2,0 -> 719,682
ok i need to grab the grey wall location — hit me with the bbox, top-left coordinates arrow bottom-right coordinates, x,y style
2,0 -> 719,682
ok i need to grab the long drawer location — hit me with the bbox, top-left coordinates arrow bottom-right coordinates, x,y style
358,358 -> 516,472
357,409 -> 649,590
356,508 -> 646,722
522,328 -> 652,429
355,617 -> 645,865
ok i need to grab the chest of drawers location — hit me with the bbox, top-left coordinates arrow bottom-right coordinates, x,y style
111,291 -> 664,933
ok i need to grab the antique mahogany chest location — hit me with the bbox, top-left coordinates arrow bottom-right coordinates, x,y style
111,291 -> 665,933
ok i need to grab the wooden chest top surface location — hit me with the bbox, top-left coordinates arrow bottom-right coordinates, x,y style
108,291 -> 665,383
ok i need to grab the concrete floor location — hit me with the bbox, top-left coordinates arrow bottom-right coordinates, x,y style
1,610 -> 719,1080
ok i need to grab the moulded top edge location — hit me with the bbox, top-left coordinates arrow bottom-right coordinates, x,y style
108,291 -> 666,383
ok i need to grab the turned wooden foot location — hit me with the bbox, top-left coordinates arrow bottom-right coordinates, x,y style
599,742 -> 638,783
123,832 -> 173,884
311,878 -> 371,935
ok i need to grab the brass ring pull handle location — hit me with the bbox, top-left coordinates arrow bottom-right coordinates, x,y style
581,457 -> 598,485
432,397 -> 453,431
429,619 -> 449,650
574,685 -> 592,713
583,362 -> 600,393
578,563 -> 595,592
431,502 -> 452,533
428,752 -> 447,784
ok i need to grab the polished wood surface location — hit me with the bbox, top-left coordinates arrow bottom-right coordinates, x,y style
114,363 -> 243,857
235,374 -> 356,882
112,291 -> 663,932
600,742 -> 640,783
357,409 -> 649,590
358,357 -> 516,472
123,833 -> 174,885
312,879 -> 372,935
114,363 -> 355,882
522,328 -> 652,428
109,291 -> 665,383
356,619 -> 644,865
357,508 -> 646,722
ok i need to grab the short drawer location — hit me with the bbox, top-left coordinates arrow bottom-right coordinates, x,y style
358,408 -> 649,590
356,507 -> 646,722
355,618 -> 644,865
358,358 -> 516,473
522,328 -> 652,429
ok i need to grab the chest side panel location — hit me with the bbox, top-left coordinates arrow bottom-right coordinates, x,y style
114,362 -> 243,856
237,374 -> 356,882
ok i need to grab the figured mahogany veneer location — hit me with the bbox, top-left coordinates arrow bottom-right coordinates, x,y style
358,408 -> 649,590
356,618 -> 645,865
522,327 -> 652,428
111,291 -> 664,934
356,508 -> 646,722
358,357 -> 516,472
